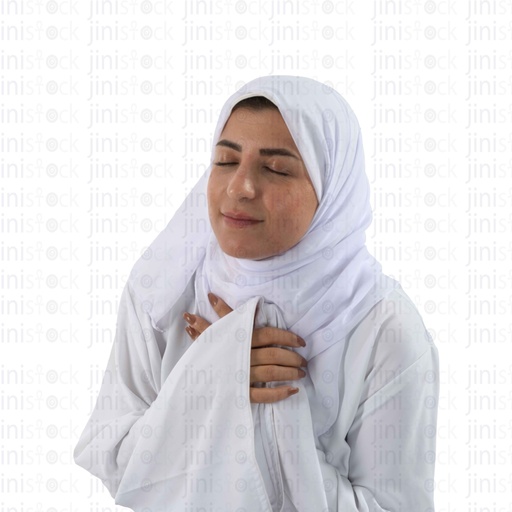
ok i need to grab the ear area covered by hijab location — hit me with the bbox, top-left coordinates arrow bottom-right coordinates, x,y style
128,76 -> 400,433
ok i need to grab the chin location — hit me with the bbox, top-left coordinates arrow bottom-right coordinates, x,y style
223,246 -> 260,260
217,241 -> 267,260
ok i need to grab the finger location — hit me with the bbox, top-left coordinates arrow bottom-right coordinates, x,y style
250,365 -> 306,384
250,386 -> 299,404
183,313 -> 211,335
251,347 -> 308,368
208,293 -> 233,318
185,326 -> 200,341
252,327 -> 306,348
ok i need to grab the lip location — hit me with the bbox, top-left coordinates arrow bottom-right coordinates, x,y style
222,211 -> 260,221
221,211 -> 263,228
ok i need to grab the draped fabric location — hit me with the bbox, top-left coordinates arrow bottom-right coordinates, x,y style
74,279 -> 439,511
74,76 -> 439,510
128,75 -> 399,366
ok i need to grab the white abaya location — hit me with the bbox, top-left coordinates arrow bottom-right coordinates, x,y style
74,276 -> 438,511
74,76 -> 439,511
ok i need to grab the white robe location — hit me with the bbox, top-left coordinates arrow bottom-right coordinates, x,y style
74,277 -> 439,511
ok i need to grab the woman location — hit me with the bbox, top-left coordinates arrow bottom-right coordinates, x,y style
74,75 -> 439,511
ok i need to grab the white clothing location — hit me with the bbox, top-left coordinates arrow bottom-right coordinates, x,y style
128,76 -> 399,364
74,76 -> 439,510
74,276 -> 438,511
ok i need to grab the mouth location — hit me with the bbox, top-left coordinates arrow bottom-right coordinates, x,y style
221,211 -> 263,228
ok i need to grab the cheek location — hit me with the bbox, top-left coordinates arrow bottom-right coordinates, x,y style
298,183 -> 319,223
267,187 -> 315,231
291,184 -> 317,215
206,177 -> 219,214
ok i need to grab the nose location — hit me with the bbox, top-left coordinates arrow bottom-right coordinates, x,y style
226,165 -> 257,201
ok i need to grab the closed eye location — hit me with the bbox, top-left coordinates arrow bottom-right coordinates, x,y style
214,162 -> 289,176
265,167 -> 288,176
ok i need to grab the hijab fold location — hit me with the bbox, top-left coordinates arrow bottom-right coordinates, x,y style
129,75 -> 399,435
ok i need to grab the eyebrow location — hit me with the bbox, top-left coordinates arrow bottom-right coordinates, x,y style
216,139 -> 299,159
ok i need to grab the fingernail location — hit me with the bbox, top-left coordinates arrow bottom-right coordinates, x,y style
186,326 -> 199,339
297,335 -> 306,347
183,312 -> 195,324
298,369 -> 306,378
208,293 -> 218,306
288,387 -> 299,396
301,358 -> 308,367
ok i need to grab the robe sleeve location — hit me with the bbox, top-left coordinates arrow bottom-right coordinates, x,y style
73,282 -> 165,496
74,285 -> 272,511
333,348 -> 439,511
317,299 -> 439,512
348,346 -> 439,511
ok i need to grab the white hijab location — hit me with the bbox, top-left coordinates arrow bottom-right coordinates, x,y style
129,75 -> 399,432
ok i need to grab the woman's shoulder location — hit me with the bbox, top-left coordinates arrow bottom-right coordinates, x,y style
372,284 -> 430,332
346,285 -> 436,392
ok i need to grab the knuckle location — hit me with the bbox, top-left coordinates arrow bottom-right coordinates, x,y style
267,327 -> 278,341
266,347 -> 279,360
264,366 -> 278,381
277,330 -> 288,343
195,318 -> 207,329
261,327 -> 271,336
258,328 -> 270,343
252,330 -> 262,346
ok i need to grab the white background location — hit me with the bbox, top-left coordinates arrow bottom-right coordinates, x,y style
2,1 -> 512,510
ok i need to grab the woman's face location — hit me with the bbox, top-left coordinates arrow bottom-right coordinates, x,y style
207,107 -> 318,260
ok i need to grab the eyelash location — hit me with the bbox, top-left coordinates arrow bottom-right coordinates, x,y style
214,162 -> 288,177
214,162 -> 236,167
266,168 -> 289,177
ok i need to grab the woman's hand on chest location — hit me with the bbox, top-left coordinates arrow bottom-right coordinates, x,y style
183,293 -> 308,404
